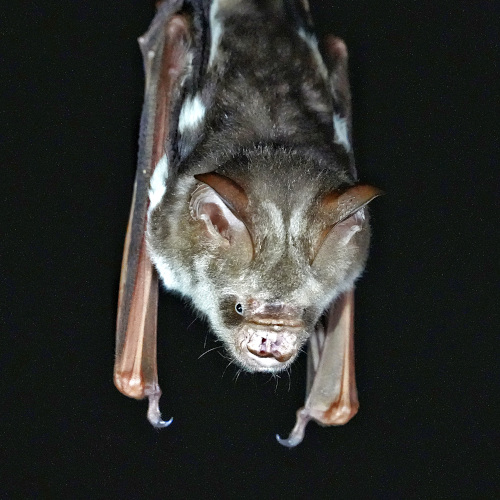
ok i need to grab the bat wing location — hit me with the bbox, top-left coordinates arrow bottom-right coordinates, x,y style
114,1 -> 200,427
277,290 -> 358,447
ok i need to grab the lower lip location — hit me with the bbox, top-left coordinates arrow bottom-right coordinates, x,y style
246,352 -> 285,370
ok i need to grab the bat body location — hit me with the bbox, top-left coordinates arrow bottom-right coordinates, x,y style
115,0 -> 382,446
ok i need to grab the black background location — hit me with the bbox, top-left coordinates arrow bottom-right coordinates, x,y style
1,1 -> 497,497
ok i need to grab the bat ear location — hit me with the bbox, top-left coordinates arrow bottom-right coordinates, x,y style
322,184 -> 385,225
191,173 -> 254,259
313,184 -> 384,258
194,172 -> 250,222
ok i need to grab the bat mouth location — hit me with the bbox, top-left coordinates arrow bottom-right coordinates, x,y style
247,330 -> 296,361
234,325 -> 302,372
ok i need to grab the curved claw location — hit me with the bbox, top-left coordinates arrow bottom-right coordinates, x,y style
275,433 -> 303,448
147,391 -> 173,428
275,408 -> 311,448
149,414 -> 174,428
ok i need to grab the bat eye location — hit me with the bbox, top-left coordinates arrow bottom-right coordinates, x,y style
235,303 -> 244,315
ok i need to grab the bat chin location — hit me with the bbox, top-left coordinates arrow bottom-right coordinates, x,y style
235,352 -> 296,373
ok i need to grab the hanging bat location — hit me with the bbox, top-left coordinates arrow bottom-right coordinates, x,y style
114,0 -> 383,447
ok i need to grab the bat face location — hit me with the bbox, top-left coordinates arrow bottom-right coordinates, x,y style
147,147 -> 375,373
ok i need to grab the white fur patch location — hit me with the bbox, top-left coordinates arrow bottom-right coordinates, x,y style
333,114 -> 351,152
262,201 -> 286,243
152,256 -> 179,291
148,154 -> 168,213
193,254 -> 218,317
208,0 -> 223,68
297,28 -> 328,80
289,199 -> 309,240
178,94 -> 206,133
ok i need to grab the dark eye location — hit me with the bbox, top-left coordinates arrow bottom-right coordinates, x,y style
235,303 -> 244,315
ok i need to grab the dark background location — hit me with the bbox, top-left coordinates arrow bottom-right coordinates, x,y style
1,1 -> 497,497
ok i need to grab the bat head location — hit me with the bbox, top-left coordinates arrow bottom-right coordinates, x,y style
147,147 -> 382,373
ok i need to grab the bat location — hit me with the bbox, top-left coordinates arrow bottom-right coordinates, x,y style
114,0 -> 383,447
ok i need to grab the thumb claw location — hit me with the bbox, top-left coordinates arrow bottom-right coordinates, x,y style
150,415 -> 174,428
275,432 -> 303,448
275,407 -> 310,447
146,390 -> 173,428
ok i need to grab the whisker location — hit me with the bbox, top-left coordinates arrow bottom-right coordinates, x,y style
222,360 -> 234,378
187,318 -> 198,331
217,350 -> 230,361
198,346 -> 222,359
